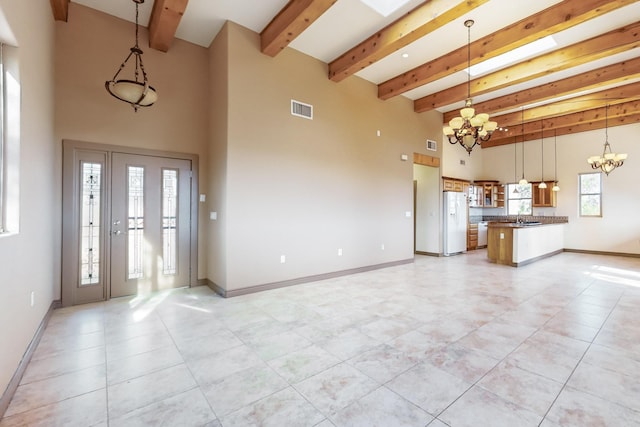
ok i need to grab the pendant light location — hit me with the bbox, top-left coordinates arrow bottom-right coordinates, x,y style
587,103 -> 627,175
105,0 -> 158,111
442,20 -> 498,155
552,130 -> 560,192
539,120 -> 547,189
513,137 -> 520,194
518,108 -> 528,186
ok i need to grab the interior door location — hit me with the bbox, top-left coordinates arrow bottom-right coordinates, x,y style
110,153 -> 192,298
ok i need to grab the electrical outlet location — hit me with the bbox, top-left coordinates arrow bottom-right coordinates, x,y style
280,255 -> 286,263
338,248 -> 343,256
381,244 -> 385,250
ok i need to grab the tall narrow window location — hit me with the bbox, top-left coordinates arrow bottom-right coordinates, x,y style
162,169 -> 178,275
580,172 -> 602,217
80,162 -> 102,285
127,166 -> 144,279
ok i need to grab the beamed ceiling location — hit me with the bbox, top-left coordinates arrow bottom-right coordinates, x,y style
51,0 -> 640,148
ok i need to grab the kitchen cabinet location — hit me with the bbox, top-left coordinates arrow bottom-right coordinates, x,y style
532,182 -> 556,207
442,177 -> 467,192
472,181 -> 504,208
467,223 -> 478,250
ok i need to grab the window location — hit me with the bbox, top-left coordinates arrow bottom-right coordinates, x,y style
580,172 -> 602,217
0,42 -> 20,235
506,183 -> 532,215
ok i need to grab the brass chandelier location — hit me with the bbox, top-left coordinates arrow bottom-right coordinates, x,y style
443,20 -> 497,155
105,0 -> 157,111
587,104 -> 627,175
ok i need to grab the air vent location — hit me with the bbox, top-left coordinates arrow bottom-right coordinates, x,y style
426,139 -> 437,151
291,100 -> 313,120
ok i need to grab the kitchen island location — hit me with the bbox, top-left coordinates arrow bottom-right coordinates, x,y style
487,221 -> 564,266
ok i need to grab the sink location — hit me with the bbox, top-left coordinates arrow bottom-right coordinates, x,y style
514,221 -> 542,226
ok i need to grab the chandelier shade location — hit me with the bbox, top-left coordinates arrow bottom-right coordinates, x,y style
443,20 -> 497,155
587,104 -> 627,175
105,0 -> 157,111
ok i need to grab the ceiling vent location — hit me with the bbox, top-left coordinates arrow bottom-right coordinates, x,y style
291,100 -> 313,120
426,139 -> 437,151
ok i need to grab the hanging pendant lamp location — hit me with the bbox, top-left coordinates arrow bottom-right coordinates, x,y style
518,108 -> 528,186
552,130 -> 560,192
442,20 -> 498,155
105,0 -> 158,111
539,120 -> 547,189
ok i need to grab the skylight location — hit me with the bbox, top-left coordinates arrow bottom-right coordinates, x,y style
467,36 -> 557,76
360,0 -> 411,17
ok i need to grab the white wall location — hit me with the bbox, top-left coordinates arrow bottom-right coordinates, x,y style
477,123 -> 640,254
414,164 -> 441,254
0,0 -> 56,398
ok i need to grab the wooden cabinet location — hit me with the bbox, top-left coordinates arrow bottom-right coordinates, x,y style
467,223 -> 478,250
471,181 -> 504,208
532,182 -> 556,207
442,177 -> 466,192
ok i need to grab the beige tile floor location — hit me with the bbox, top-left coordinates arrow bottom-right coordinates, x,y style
2,250 -> 640,426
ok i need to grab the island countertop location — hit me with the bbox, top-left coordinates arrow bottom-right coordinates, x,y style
487,222 -> 565,266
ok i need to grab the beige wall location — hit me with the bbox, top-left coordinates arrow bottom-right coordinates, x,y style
214,22 -> 442,291
54,3 -> 210,279
207,23 -> 230,288
0,0 -> 56,399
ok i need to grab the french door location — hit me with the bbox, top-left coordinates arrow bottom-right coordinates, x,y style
62,142 -> 197,306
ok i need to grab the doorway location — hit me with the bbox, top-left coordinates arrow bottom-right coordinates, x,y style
61,141 -> 198,306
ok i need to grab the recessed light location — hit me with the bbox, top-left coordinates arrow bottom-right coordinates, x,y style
401,53 -> 409,58
467,36 -> 557,77
360,0 -> 411,17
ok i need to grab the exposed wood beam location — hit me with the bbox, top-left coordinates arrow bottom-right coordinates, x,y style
443,57 -> 640,123
260,0 -> 337,57
50,0 -> 69,22
415,21 -> 640,112
328,0 -> 489,82
489,82 -> 640,131
148,0 -> 189,52
483,100 -> 640,147
483,112 -> 640,149
378,0 -> 635,100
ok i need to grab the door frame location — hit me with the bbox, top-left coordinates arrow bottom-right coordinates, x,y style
61,139 -> 199,306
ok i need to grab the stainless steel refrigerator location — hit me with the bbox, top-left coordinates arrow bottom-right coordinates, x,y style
443,191 -> 467,256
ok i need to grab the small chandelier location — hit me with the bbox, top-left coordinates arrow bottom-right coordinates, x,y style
587,104 -> 627,175
105,0 -> 157,111
443,20 -> 497,155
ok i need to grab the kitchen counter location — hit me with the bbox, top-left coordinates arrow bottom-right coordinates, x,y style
487,222 -> 564,266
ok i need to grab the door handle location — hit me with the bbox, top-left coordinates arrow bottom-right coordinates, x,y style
112,230 -> 123,235
113,220 -> 121,225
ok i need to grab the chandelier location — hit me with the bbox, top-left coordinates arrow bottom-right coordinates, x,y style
443,20 -> 497,155
105,0 -> 158,111
587,104 -> 627,175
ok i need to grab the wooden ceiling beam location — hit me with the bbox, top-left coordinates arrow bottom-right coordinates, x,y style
328,0 -> 489,82
488,81 -> 640,130
260,0 -> 337,57
443,57 -> 640,123
483,112 -> 640,149
148,0 -> 189,52
482,100 -> 640,147
378,0 -> 636,101
416,21 -> 640,113
50,0 -> 70,22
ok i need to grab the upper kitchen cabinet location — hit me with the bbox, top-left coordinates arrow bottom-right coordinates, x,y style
532,182 -> 557,207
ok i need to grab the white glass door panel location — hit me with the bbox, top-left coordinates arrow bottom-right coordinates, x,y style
111,153 -> 191,298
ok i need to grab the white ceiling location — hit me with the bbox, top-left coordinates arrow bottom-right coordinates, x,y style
73,0 -> 640,116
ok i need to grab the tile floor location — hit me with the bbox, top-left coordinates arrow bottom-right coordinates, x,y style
2,250 -> 640,426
